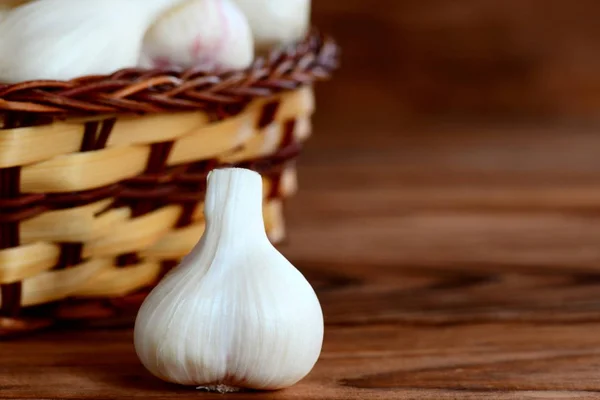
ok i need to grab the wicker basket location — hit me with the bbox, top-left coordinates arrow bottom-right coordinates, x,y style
0,31 -> 339,337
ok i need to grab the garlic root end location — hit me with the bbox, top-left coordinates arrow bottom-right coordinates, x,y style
196,384 -> 242,393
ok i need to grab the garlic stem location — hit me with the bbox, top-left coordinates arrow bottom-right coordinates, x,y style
204,168 -> 269,249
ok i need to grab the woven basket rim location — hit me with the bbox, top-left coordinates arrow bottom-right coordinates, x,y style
0,30 -> 339,117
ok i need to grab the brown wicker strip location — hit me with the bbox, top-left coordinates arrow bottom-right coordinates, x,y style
0,31 -> 338,119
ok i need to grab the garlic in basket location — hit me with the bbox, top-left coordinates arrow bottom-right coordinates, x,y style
139,0 -> 253,71
0,0 -> 184,83
134,168 -> 324,391
232,0 -> 311,52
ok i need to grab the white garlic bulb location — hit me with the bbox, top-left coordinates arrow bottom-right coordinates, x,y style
232,0 -> 311,52
0,0 -> 184,83
134,168 -> 324,391
139,0 -> 254,71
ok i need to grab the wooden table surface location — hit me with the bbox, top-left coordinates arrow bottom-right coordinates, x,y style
6,1 -> 600,399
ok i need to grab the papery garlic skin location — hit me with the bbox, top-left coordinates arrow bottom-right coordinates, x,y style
139,0 -> 254,71
134,168 -> 324,390
232,0 -> 311,52
0,0 -> 183,83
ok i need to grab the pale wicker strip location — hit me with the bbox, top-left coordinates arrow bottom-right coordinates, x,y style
20,199 -> 130,244
219,123 -> 286,164
219,117 -> 311,164
279,166 -> 299,198
21,146 -> 150,193
142,222 -> 206,260
279,86 -> 315,119
106,111 -> 211,147
0,123 -> 83,168
167,112 -> 254,166
264,199 -> 286,243
0,242 -> 60,284
249,86 -> 315,122
191,203 -> 206,222
168,87 -> 314,165
74,261 -> 162,297
294,115 -> 313,142
83,205 -> 181,258
6,259 -> 110,307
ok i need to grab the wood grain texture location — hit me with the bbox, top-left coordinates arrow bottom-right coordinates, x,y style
5,0 -> 600,399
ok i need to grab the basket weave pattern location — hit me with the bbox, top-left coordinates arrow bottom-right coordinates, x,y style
0,32 -> 339,336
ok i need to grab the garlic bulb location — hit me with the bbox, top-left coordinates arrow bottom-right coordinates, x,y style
232,0 -> 311,52
0,0 -> 184,83
139,0 -> 254,71
134,168 -> 324,391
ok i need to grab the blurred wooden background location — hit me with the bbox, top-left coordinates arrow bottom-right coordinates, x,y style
313,0 -> 600,120
284,0 -> 600,270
